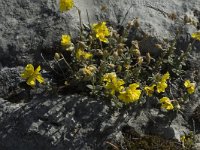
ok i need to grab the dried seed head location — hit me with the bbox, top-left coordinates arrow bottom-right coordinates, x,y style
168,12 -> 177,21
96,49 -> 103,56
155,44 -> 163,49
101,5 -> 108,11
131,40 -> 139,49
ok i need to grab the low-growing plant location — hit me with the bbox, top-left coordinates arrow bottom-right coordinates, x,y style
20,0 -> 199,111
19,1 -> 200,148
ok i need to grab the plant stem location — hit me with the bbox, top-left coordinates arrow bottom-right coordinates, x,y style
60,54 -> 74,74
75,6 -> 83,41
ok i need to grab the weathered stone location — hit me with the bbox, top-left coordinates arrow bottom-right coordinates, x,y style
0,0 -> 200,67
0,67 -> 23,98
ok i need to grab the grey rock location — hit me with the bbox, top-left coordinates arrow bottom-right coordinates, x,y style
0,0 -> 200,149
0,67 -> 23,98
2,92 -> 195,149
0,95 -> 116,150
0,95 -> 164,150
0,0 -> 200,67
0,0 -> 78,67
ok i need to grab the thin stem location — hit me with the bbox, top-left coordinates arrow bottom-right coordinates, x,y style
60,54 -> 74,74
86,9 -> 91,30
105,141 -> 119,150
54,58 -> 66,79
75,6 -> 83,40
120,3 -> 135,25
40,53 -> 60,75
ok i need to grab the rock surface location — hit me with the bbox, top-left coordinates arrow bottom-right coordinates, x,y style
0,0 -> 200,67
0,94 -> 192,150
0,0 -> 200,149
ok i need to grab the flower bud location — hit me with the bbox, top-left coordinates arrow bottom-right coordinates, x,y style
109,64 -> 115,68
132,49 -> 141,57
133,18 -> 140,28
138,56 -> 143,65
54,53 -> 60,60
155,44 -> 163,49
113,51 -> 119,58
118,43 -> 125,49
66,44 -> 74,51
103,50 -> 109,56
124,64 -> 131,70
176,103 -> 181,110
81,65 -> 97,77
89,35 -> 93,42
146,52 -> 152,64
78,41 -> 88,48
117,49 -> 124,55
117,65 -> 122,72
127,20 -> 134,29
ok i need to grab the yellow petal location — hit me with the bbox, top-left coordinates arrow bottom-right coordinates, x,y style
35,65 -> 41,74
60,0 -> 74,12
162,72 -> 170,81
36,74 -> 44,83
191,32 -> 200,41
61,34 -> 71,46
184,80 -> 191,88
20,64 -> 34,79
27,76 -> 36,87
160,97 -> 170,103
129,83 -> 140,89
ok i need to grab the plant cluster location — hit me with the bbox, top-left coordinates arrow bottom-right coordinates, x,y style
20,0 -> 199,113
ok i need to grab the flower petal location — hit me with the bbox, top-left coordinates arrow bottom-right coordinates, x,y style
36,74 -> 44,83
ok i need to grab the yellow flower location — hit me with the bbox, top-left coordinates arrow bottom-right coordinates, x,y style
60,0 -> 74,12
161,72 -> 170,82
21,64 -> 44,87
160,97 -> 174,110
61,34 -> 71,46
180,135 -> 186,143
144,84 -> 156,97
191,31 -> 200,41
76,48 -> 93,60
118,83 -> 141,103
92,22 -> 110,43
102,72 -> 125,95
156,72 -> 170,93
157,81 -> 168,93
184,80 -> 195,94
102,72 -> 117,82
